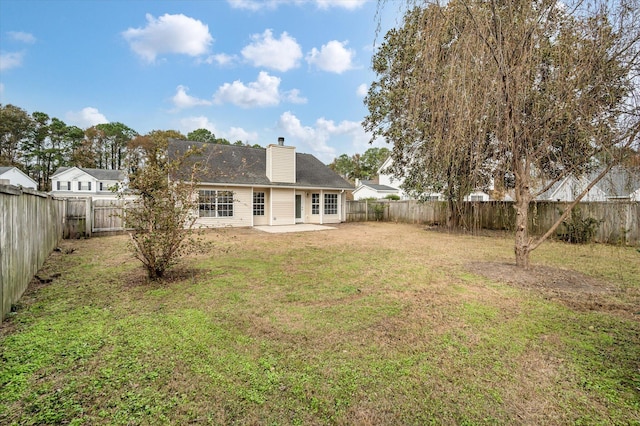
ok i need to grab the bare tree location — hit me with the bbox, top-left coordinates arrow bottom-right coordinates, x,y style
120,130 -> 204,280
366,0 -> 640,267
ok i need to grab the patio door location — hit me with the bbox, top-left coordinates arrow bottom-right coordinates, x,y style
295,194 -> 303,223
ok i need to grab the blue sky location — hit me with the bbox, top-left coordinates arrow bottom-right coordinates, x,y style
0,0 -> 399,163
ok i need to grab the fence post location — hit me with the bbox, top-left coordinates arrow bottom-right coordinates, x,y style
86,197 -> 92,238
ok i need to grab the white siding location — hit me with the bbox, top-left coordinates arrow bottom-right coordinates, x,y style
0,168 -> 37,189
352,185 -> 397,200
195,186 -> 253,228
321,190 -> 344,224
270,188 -> 295,225
266,145 -> 295,183
252,188 -> 270,226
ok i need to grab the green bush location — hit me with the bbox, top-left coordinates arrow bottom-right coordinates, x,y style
558,208 -> 600,244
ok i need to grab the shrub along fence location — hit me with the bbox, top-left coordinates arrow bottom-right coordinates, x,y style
346,199 -> 640,245
1,185 -> 65,321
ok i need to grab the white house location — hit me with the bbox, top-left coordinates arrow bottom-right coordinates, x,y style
0,166 -> 38,189
352,179 -> 399,200
356,156 -> 490,201
50,167 -> 127,199
536,166 -> 640,202
170,138 -> 353,228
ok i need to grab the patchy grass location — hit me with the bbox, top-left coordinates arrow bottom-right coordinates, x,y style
1,222 -> 639,425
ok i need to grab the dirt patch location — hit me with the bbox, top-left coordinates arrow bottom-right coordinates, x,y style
468,261 -> 638,318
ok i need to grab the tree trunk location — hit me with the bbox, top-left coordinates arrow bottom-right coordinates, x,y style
514,195 -> 531,269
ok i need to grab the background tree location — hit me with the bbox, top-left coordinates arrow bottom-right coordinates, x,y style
119,130 -> 202,280
98,122 -> 137,170
187,128 -> 217,144
368,0 -> 640,267
126,129 -> 185,175
329,147 -> 390,181
0,104 -> 33,167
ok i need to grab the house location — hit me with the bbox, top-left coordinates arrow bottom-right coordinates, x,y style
49,167 -> 127,199
352,179 -> 399,200
357,156 -> 491,201
169,137 -> 353,227
536,166 -> 640,202
377,156 -> 412,200
595,166 -> 640,201
0,166 -> 38,189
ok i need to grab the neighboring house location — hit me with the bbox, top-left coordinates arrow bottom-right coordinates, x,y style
595,166 -> 640,201
49,167 -> 127,199
377,156 -> 412,199
352,179 -> 399,200
0,166 -> 38,189
169,138 -> 353,227
364,156 -> 491,201
536,166 -> 640,202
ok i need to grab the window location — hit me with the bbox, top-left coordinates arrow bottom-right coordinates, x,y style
324,193 -> 338,215
253,192 -> 265,216
56,181 -> 60,190
88,182 -> 91,191
67,181 -> 71,190
199,190 -> 234,218
469,195 -> 483,202
78,181 -> 82,190
99,182 -> 103,191
311,193 -> 320,215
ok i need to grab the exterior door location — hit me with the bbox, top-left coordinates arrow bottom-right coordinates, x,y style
295,194 -> 303,223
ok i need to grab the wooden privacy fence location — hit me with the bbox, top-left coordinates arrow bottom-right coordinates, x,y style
1,185 -> 65,321
346,200 -> 640,245
63,198 -> 126,238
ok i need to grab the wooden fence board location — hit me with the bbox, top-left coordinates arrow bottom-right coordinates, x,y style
347,200 -> 639,245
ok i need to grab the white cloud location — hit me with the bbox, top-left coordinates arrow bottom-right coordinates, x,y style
277,111 -> 385,162
227,0 -> 366,10
203,53 -> 237,66
171,85 -> 212,110
0,51 -> 24,71
122,13 -> 213,62
179,116 -> 218,134
315,0 -> 367,10
306,40 -> 355,73
284,88 -> 307,104
215,71 -> 303,108
241,30 -> 302,72
227,127 -> 259,144
8,31 -> 36,44
66,107 -> 109,128
356,83 -> 368,97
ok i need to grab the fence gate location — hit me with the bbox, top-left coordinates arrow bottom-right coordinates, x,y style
64,198 -> 91,238
93,199 -> 125,232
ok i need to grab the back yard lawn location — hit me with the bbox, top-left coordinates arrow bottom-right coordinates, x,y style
1,222 -> 639,425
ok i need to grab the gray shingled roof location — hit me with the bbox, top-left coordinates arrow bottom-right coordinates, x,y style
51,167 -> 126,181
168,139 -> 353,190
358,180 -> 398,192
0,167 -> 14,174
